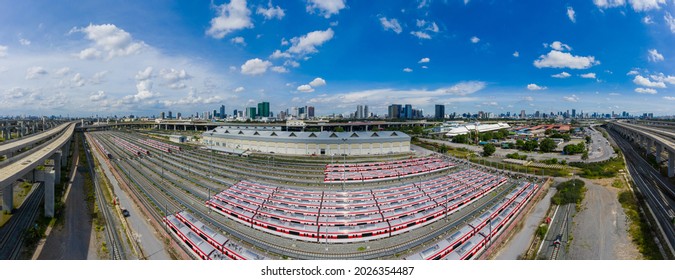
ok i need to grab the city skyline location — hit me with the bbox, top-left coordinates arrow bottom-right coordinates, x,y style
1,1 -> 674,117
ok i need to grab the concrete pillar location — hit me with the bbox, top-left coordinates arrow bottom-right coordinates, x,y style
36,168 -> 55,217
2,183 -> 13,213
669,150 -> 675,178
656,143 -> 663,163
52,151 -> 62,183
646,139 -> 653,155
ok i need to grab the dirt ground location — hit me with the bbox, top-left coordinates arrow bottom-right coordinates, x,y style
567,178 -> 640,259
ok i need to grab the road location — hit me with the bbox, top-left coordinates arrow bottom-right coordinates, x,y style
567,178 -> 637,259
584,126 -> 616,163
37,171 -> 93,260
608,128 -> 675,257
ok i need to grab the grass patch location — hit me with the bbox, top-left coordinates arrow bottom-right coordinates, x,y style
611,179 -> 624,189
618,190 -> 662,259
570,152 -> 625,179
357,246 -> 366,252
551,179 -> 586,208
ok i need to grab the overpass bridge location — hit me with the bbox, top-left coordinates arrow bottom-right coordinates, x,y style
607,121 -> 675,177
1,122 -> 76,217
1,119 -> 62,141
0,122 -> 72,157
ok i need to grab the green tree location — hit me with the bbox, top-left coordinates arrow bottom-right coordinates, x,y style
438,145 -> 449,154
522,139 -> 539,152
515,139 -> 525,148
334,127 -> 345,132
482,143 -> 496,157
539,138 -> 557,153
582,151 -> 589,160
585,135 -> 592,144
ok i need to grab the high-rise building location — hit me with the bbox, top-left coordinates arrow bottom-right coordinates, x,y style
246,107 -> 257,119
160,112 -> 165,119
388,104 -> 402,119
307,106 -> 315,118
233,109 -> 238,118
168,111 -> 173,119
520,110 -> 526,119
364,105 -> 369,119
177,112 -> 182,120
257,102 -> 270,118
356,105 -> 364,119
220,105 -> 225,119
435,104 -> 445,120
404,104 -> 413,119
571,109 -> 576,118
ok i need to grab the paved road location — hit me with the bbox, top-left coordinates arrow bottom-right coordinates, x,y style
37,171 -> 93,260
568,178 -> 637,259
584,126 -> 616,163
91,144 -> 170,260
494,186 -> 555,259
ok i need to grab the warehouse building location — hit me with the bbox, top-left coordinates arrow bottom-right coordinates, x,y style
202,126 -> 411,156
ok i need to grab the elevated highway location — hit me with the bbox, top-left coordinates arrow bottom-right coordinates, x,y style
1,122 -> 76,216
0,122 -> 71,157
607,121 -> 675,177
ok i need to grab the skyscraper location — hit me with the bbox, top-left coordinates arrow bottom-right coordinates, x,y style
356,105 -> 364,119
364,105 -> 369,119
247,107 -> 257,119
571,109 -> 576,118
307,106 -> 315,118
168,111 -> 173,119
388,104 -> 402,119
160,112 -> 165,119
520,110 -> 526,119
220,105 -> 225,119
404,104 -> 413,119
435,104 -> 445,120
257,102 -> 270,118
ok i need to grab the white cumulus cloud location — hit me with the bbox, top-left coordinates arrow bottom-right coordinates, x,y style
470,36 -> 480,43
309,77 -> 326,87
648,49 -> 664,62
231,36 -> 246,46
256,1 -> 285,20
297,84 -> 314,92
534,50 -> 599,69
635,87 -> 658,94
513,51 -> 519,57
19,38 -> 31,46
72,23 -> 146,60
234,86 -> 245,93
580,73 -> 597,79
549,41 -> 572,51
527,84 -> 547,90
628,0 -> 665,11
379,17 -> 403,34
410,31 -> 431,39
271,66 -> 288,73
567,7 -> 576,23
25,66 -> 47,79
563,95 -> 579,102
552,72 -> 571,78
240,58 -> 271,75
633,75 -> 666,88
306,0 -> 346,18
418,57 -> 430,63
288,28 -> 335,55
663,96 -> 675,101
206,0 -> 253,39
593,0 -> 625,8
666,13 -> 675,33
159,68 -> 191,89
403,68 -> 413,72
90,90 -> 107,101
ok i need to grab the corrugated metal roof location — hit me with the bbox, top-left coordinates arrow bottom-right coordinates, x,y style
203,128 -> 410,144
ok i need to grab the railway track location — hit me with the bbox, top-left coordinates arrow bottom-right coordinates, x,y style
91,131 -> 538,259
0,183 -> 43,259
82,133 -> 125,260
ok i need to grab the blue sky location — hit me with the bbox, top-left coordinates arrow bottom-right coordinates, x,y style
0,0 -> 674,117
